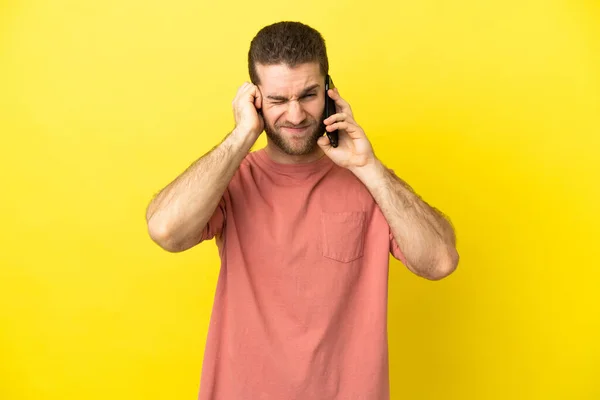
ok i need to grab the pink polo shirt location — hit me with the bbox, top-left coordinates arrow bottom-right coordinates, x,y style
197,148 -> 406,400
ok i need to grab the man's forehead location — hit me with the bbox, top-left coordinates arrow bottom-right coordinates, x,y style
256,62 -> 323,94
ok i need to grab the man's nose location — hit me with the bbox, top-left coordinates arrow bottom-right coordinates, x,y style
286,101 -> 307,125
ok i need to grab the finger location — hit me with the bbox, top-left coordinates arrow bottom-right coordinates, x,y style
325,120 -> 352,131
317,135 -> 331,148
326,121 -> 365,139
233,82 -> 251,104
238,82 -> 251,95
317,135 -> 340,152
327,88 -> 353,117
324,112 -> 354,126
239,83 -> 260,108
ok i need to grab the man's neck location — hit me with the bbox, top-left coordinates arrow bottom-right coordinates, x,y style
264,144 -> 325,165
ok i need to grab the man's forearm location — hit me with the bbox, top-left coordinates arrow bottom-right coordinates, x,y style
146,128 -> 256,252
352,159 -> 459,280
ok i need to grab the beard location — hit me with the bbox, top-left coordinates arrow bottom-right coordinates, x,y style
264,111 -> 326,156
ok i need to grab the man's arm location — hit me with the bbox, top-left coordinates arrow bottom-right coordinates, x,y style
146,82 -> 264,252
146,129 -> 256,252
352,160 -> 459,280
317,87 -> 458,280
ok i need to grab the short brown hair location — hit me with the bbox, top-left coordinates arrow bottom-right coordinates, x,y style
248,21 -> 329,84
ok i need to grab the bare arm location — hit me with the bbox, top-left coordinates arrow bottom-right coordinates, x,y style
146,130 -> 255,252
317,87 -> 458,280
353,160 -> 459,280
146,82 -> 264,252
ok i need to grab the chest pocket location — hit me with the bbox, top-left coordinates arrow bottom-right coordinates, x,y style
320,211 -> 366,263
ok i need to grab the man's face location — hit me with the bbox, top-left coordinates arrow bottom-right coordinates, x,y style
255,62 -> 326,156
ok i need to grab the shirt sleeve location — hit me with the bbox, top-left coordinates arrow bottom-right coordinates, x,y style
199,195 -> 227,242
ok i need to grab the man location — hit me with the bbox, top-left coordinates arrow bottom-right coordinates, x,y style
146,21 -> 458,400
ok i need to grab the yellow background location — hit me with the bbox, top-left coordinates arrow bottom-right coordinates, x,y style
1,0 -> 599,399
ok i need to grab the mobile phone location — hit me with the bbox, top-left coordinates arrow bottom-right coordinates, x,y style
324,75 -> 338,148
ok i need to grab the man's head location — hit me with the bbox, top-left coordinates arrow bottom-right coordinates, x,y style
248,21 -> 330,158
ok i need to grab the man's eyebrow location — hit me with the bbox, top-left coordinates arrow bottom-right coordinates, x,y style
299,84 -> 320,96
266,84 -> 320,101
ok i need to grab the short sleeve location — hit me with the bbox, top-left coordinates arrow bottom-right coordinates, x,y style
199,195 -> 227,242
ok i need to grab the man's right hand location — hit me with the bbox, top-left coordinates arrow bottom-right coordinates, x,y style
147,82 -> 266,253
232,82 -> 264,140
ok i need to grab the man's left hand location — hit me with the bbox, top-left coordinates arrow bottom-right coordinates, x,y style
317,88 -> 377,172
